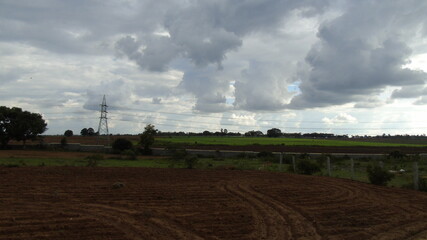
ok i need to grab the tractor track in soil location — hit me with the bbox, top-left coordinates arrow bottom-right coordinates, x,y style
1,167 -> 427,239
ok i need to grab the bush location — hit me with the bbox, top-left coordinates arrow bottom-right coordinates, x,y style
60,137 -> 67,148
184,155 -> 198,169
296,160 -> 321,175
171,149 -> 188,161
86,154 -> 104,167
257,151 -> 274,158
122,149 -> 137,160
366,165 -> 394,186
112,138 -> 133,152
388,151 -> 406,159
419,178 -> 427,192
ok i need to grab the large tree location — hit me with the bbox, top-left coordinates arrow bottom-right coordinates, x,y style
0,106 -> 47,147
0,106 -> 11,147
139,124 -> 157,154
267,128 -> 282,137
64,129 -> 73,137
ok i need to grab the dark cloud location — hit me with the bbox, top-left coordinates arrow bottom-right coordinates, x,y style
115,35 -> 180,72
353,97 -> 385,109
2,0 -> 427,118
234,62 -> 291,111
179,67 -> 231,113
152,97 -> 161,104
83,79 -> 132,111
289,1 -> 427,109
414,96 -> 427,105
391,85 -> 427,99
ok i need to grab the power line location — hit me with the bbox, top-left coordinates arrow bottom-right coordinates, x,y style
107,117 -> 427,132
42,106 -> 427,124
43,111 -> 427,131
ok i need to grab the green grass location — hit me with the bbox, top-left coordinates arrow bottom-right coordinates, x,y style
155,136 -> 427,147
2,153 -> 425,191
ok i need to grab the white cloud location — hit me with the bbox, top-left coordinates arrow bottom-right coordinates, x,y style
323,113 -> 358,126
1,0 -> 427,135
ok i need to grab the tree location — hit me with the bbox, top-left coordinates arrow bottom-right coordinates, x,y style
80,128 -> 88,136
267,128 -> 282,137
245,130 -> 264,137
139,124 -> 157,154
87,127 -> 95,136
64,130 -> 73,137
0,106 -> 11,147
112,138 -> 133,152
0,106 -> 47,147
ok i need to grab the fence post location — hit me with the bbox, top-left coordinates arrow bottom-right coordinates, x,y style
292,155 -> 296,173
327,156 -> 331,177
413,162 -> 419,191
279,153 -> 283,171
379,161 -> 384,169
350,158 -> 355,180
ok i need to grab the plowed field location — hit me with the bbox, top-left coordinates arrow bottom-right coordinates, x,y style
1,167 -> 427,240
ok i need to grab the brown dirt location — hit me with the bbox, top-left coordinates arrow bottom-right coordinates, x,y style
0,150 -> 164,160
1,167 -> 427,240
172,144 -> 427,154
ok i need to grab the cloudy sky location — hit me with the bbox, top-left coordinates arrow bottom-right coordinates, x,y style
1,0 -> 427,136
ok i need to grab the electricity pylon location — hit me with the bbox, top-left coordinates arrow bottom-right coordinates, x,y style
97,95 -> 110,146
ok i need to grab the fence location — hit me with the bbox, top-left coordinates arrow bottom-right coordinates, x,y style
276,153 -> 426,191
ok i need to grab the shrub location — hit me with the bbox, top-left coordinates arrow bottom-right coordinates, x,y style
172,149 -> 188,161
184,155 -> 198,169
112,138 -> 133,152
419,178 -> 427,192
86,154 -> 104,167
60,137 -> 67,148
366,165 -> 394,186
388,151 -> 406,160
296,159 -> 321,175
257,151 -> 274,158
122,149 -> 137,160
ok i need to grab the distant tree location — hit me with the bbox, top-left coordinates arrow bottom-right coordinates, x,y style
87,127 -> 95,136
139,124 -> 157,155
245,130 -> 264,137
267,128 -> 282,137
80,128 -> 88,136
64,130 -> 73,137
0,106 -> 47,147
203,130 -> 211,136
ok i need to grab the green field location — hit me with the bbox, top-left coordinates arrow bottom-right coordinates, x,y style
155,136 -> 427,147
1,152 -> 425,191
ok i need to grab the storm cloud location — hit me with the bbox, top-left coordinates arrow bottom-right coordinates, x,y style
1,0 -> 427,134
289,1 -> 427,109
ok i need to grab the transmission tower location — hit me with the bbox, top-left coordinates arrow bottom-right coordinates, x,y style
97,95 -> 110,146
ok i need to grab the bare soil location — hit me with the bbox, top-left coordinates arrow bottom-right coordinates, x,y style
181,144 -> 427,154
0,150 -> 163,160
1,167 -> 426,239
